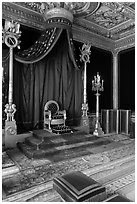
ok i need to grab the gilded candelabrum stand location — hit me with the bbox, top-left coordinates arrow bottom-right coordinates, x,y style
92,72 -> 104,136
80,43 -> 91,133
2,20 -> 21,146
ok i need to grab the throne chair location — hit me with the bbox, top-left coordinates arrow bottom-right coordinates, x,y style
44,100 -> 66,131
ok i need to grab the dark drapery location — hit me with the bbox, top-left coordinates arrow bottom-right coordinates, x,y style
15,21 -> 80,70
11,30 -> 82,130
2,16 -> 83,131
15,27 -> 63,64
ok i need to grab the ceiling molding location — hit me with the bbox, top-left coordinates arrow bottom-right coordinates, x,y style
2,2 -> 44,30
2,2 -> 135,52
72,25 -> 114,52
114,34 -> 135,52
74,18 -> 109,38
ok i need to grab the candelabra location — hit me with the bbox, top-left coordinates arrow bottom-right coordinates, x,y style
2,20 -> 21,144
92,72 -> 104,136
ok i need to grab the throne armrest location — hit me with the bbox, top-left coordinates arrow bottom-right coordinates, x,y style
58,110 -> 66,119
45,110 -> 52,120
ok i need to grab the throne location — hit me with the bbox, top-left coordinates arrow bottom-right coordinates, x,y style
44,100 -> 66,131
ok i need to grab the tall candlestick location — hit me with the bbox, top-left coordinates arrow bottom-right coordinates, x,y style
92,72 -> 104,136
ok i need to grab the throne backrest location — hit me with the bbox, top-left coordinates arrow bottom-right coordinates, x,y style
44,100 -> 59,114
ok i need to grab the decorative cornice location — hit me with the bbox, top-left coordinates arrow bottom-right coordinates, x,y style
110,21 -> 135,38
74,17 -> 135,42
73,23 -> 135,53
2,2 -> 135,53
2,2 -> 44,31
114,34 -> 135,51
72,25 -> 114,52
74,18 -> 112,40
14,2 -> 100,18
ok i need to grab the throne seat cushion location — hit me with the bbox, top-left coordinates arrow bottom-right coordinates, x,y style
53,171 -> 107,202
52,114 -> 64,119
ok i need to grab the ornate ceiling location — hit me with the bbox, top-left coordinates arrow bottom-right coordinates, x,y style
2,2 -> 135,53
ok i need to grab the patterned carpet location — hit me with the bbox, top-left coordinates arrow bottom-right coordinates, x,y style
2,133 -> 135,202
2,151 -> 15,169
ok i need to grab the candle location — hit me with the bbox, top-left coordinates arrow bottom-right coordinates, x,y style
102,80 -> 104,87
97,74 -> 100,84
94,76 -> 96,81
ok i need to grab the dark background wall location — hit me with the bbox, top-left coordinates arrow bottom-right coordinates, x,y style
74,41 -> 135,113
119,48 -> 135,111
87,47 -> 112,112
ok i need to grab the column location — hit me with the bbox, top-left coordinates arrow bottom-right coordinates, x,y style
112,51 -> 119,110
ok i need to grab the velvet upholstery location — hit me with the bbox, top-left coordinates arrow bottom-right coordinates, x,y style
53,171 -> 106,202
104,194 -> 131,202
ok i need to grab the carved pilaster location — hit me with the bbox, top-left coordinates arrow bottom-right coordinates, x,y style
112,50 -> 119,110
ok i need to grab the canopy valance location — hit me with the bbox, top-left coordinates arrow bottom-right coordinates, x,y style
15,18 -> 80,69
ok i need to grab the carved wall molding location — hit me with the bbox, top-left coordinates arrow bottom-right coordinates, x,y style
114,34 -> 135,50
73,25 -> 134,54
91,3 -> 130,29
110,21 -> 135,38
72,26 -> 114,52
73,17 -> 135,45
2,2 -> 135,53
118,2 -> 135,20
114,44 -> 135,54
74,18 -> 109,39
2,2 -> 44,31
102,2 -> 135,20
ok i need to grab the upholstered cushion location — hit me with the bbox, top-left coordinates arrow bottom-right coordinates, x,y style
52,114 -> 64,119
104,194 -> 131,202
53,171 -> 106,202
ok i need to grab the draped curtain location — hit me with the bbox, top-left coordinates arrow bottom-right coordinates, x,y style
2,28 -> 83,131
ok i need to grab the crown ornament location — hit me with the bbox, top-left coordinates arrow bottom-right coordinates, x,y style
40,2 -> 76,23
38,2 -> 100,23
41,6 -> 73,23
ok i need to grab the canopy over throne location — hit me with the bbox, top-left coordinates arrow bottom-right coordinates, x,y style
44,100 -> 66,131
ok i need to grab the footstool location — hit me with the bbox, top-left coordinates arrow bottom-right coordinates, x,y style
104,194 -> 131,202
53,171 -> 107,202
